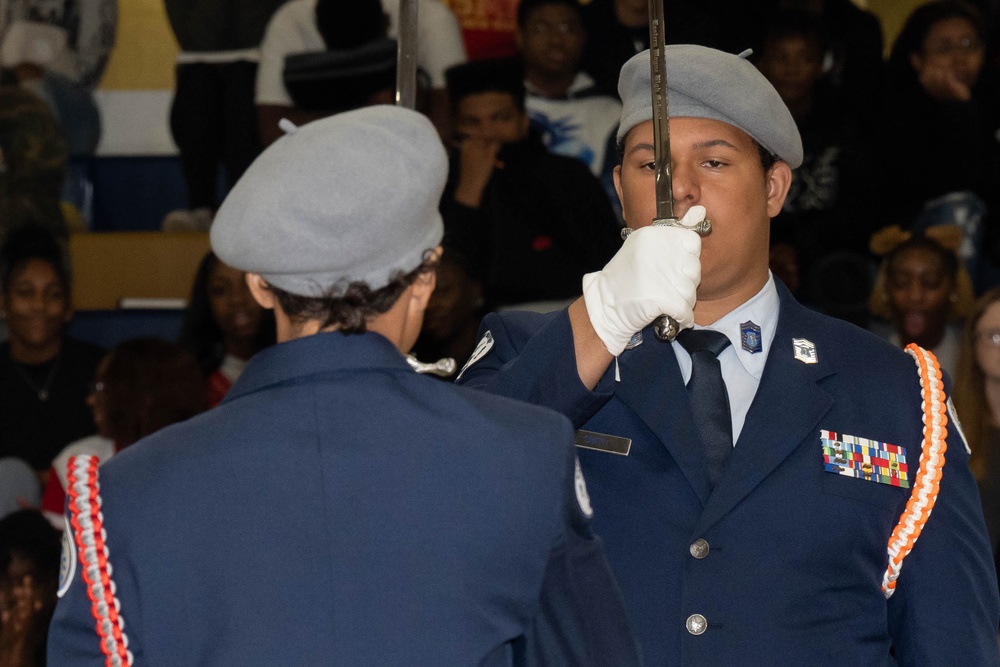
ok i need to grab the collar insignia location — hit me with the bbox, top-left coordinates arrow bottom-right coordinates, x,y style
456,330 -> 494,380
793,337 -> 818,364
740,320 -> 762,354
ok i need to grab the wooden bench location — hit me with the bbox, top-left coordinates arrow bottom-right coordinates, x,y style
68,231 -> 210,311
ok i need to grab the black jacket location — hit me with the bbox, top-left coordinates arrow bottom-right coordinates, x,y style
442,133 -> 621,308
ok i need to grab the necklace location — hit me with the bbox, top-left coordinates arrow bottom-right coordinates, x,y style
11,354 -> 61,402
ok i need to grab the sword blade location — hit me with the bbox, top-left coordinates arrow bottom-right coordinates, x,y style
396,0 -> 419,109
648,0 -> 674,221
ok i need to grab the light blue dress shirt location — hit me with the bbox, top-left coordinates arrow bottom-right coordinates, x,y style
672,273 -> 779,444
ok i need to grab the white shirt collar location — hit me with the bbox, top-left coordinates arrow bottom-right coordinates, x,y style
694,273 -> 779,380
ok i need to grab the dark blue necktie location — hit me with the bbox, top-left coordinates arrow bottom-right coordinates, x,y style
677,329 -> 733,489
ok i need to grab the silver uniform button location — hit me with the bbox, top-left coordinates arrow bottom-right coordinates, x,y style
686,613 -> 708,635
689,538 -> 709,559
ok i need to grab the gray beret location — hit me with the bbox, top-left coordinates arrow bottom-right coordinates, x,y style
617,45 -> 803,169
211,105 -> 445,297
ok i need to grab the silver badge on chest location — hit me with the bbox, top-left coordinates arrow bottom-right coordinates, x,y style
792,338 -> 818,364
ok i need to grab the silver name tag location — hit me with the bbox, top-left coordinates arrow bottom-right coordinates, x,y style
575,430 -> 632,456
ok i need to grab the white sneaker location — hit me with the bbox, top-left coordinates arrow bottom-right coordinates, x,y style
161,207 -> 213,232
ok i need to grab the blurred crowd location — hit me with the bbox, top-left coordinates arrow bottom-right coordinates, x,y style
2,0 -> 1000,663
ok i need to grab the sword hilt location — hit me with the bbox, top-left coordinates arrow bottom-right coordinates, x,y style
618,216 -> 712,342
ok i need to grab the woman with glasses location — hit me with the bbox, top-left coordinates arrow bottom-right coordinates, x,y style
875,0 -> 998,280
39,338 -> 206,518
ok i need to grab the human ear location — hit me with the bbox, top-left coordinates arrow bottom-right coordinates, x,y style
613,165 -> 626,223
245,273 -> 277,310
411,267 -> 437,313
765,162 -> 793,218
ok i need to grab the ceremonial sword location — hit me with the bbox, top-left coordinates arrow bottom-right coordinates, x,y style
634,0 -> 712,341
396,0 -> 419,108
396,1 -> 458,377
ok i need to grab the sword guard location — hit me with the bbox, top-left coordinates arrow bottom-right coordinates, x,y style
620,217 -> 712,240
653,216 -> 712,236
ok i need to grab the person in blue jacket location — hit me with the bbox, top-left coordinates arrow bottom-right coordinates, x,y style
458,45 -> 1000,665
46,105 -> 641,666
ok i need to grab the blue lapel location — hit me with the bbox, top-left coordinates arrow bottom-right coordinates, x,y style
693,284 -> 835,536
614,325 -> 714,506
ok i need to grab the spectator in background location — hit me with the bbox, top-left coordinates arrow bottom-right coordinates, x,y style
954,287 -> 1000,570
410,250 -> 483,375
276,0 -> 397,134
0,87 -> 68,238
0,0 -> 116,90
255,0 -> 465,144
0,0 -> 117,219
876,0 -> 999,282
516,0 -> 622,218
754,10 -> 872,310
580,0 -> 723,98
0,509 -> 60,667
441,58 -> 621,311
40,337 -> 206,517
178,252 -> 275,406
742,0 -> 883,116
162,0 -> 286,231
868,225 -> 974,378
0,226 -> 103,481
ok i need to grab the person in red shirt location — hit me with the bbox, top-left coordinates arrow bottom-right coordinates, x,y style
178,252 -> 276,406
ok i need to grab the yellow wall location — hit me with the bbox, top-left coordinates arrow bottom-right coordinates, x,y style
868,0 -> 926,55
98,0 -> 178,90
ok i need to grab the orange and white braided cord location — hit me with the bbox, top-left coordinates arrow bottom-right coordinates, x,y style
67,455 -> 133,666
881,345 -> 948,599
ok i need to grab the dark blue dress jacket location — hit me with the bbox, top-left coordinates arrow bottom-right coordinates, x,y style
47,331 -> 641,666
458,282 -> 1000,666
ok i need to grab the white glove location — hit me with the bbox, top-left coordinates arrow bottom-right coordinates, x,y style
582,206 -> 704,355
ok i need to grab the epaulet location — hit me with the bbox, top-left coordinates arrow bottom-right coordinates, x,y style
881,344 -> 948,599
66,455 -> 133,666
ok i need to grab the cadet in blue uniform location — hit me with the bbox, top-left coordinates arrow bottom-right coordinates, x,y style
47,106 -> 641,666
458,45 -> 1000,665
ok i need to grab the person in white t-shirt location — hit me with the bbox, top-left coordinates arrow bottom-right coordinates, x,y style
255,0 -> 465,143
516,0 -> 621,217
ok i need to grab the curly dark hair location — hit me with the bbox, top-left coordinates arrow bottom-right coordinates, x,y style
885,233 -> 960,280
755,9 -> 828,58
177,252 -> 276,375
516,0 -> 584,27
268,254 -> 438,334
0,224 -> 71,294
99,337 -> 207,447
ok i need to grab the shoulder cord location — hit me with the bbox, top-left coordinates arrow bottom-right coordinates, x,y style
66,455 -> 134,666
882,344 -> 948,599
